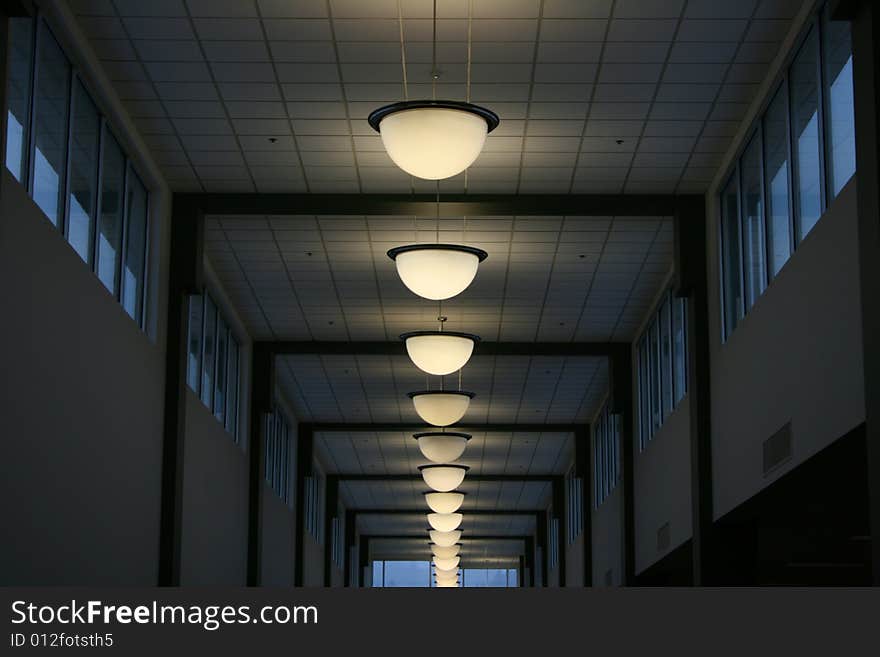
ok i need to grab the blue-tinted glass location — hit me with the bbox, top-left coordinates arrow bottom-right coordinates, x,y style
67,81 -> 99,265
763,85 -> 792,278
790,28 -> 823,240
5,17 -> 33,182
201,295 -> 217,408
32,23 -> 70,226
186,294 -> 202,393
508,568 -> 518,587
372,562 -> 383,587
673,297 -> 687,404
463,569 -> 488,587
649,319 -> 661,429
720,174 -> 742,339
660,296 -> 672,419
226,338 -> 240,436
123,167 -> 148,324
213,316 -> 228,421
487,569 -> 507,587
384,561 -> 430,587
96,130 -> 124,295
741,132 -> 767,310
822,10 -> 855,197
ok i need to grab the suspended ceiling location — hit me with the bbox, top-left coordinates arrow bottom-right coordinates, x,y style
72,0 -> 802,195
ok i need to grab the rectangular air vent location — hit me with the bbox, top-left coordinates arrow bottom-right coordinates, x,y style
657,522 -> 670,553
604,569 -> 612,586
763,422 -> 792,475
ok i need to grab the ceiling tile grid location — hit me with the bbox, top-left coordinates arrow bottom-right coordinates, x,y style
72,0 -> 803,194
205,213 -> 673,345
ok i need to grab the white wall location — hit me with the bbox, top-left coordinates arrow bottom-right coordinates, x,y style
708,180 -> 865,519
0,173 -> 164,584
633,397 -> 693,574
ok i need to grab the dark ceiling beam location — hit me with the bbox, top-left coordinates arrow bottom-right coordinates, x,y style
313,422 -> 578,433
177,192 -> 696,217
365,535 -> 528,541
339,474 -> 553,483
353,508 -> 539,516
268,340 -> 623,357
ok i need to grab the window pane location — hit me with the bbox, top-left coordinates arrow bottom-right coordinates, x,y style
201,295 -> 217,408
186,294 -> 202,393
509,568 -> 518,587
763,85 -> 792,278
122,167 -> 148,324
659,296 -> 672,419
649,319 -> 661,430
213,316 -> 228,422
790,28 -> 823,240
96,130 -> 124,295
66,81 -> 99,265
32,23 -> 70,226
6,17 -> 33,182
720,174 -> 742,339
673,297 -> 687,404
226,338 -> 240,436
741,132 -> 767,310
822,10 -> 855,198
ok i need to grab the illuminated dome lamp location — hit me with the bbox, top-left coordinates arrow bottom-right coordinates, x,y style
420,465 -> 469,492
427,512 -> 463,532
409,391 -> 474,427
429,529 -> 462,547
435,580 -> 459,588
433,556 -> 460,571
434,570 -> 460,582
430,543 -> 461,559
368,100 -> 499,180
423,491 -> 465,514
414,431 -> 471,463
401,330 -> 480,376
388,245 -> 488,301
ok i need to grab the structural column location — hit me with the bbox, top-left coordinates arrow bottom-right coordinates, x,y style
323,475 -> 339,587
834,0 -> 880,585
246,343 -> 275,585
609,345 -> 635,585
536,510 -> 548,587
673,196 -> 713,586
551,475 -> 567,586
524,534 -> 535,587
574,426 -> 592,586
343,509 -> 356,587
358,535 -> 370,587
158,195 -> 204,586
293,423 -> 314,586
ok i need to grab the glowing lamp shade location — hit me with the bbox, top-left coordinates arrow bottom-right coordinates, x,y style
388,244 -> 488,301
429,529 -> 462,547
424,491 -> 465,514
402,331 -> 480,375
435,580 -> 458,588
430,543 -> 460,558
420,465 -> 468,492
368,101 -> 499,180
409,391 -> 474,427
435,570 -> 460,581
414,432 -> 471,463
427,512 -> 463,532
433,556 -> 460,571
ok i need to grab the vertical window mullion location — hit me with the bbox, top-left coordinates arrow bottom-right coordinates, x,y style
60,68 -> 75,240
735,160 -> 747,321
116,159 -> 129,301
25,15 -> 41,197
814,14 -> 828,215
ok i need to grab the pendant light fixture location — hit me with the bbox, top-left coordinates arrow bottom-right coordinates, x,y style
430,543 -> 461,558
429,529 -> 462,547
434,569 -> 460,581
401,330 -> 480,375
410,391 -> 473,427
427,512 -> 463,532
424,491 -> 465,514
435,580 -> 459,588
414,431 -> 471,463
389,244 -> 488,301
433,557 -> 461,572
420,464 -> 468,492
368,1 -> 499,180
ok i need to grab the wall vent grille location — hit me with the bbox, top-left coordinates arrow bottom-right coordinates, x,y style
657,522 -> 671,553
763,422 -> 793,475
